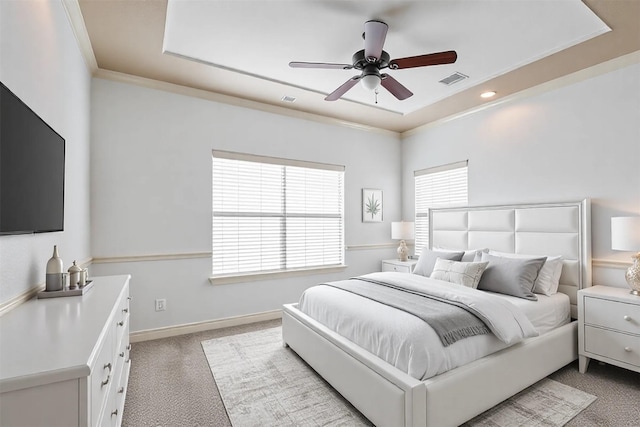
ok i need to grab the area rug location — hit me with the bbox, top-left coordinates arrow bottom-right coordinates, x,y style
202,327 -> 596,427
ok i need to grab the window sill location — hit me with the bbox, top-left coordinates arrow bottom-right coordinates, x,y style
209,264 -> 348,285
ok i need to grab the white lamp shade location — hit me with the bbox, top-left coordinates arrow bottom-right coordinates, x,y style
391,221 -> 415,240
611,217 -> 640,251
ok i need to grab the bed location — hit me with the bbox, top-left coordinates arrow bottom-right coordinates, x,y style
282,200 -> 591,427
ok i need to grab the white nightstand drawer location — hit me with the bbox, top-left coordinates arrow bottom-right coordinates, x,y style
381,259 -> 417,273
382,263 -> 411,273
584,297 -> 640,334
584,325 -> 640,368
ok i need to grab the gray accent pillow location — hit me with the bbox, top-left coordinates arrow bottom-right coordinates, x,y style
477,253 -> 546,301
413,248 -> 464,277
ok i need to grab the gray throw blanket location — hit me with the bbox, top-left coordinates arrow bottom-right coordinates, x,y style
323,276 -> 490,346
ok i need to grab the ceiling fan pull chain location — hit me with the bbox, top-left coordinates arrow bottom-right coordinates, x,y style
375,89 -> 379,104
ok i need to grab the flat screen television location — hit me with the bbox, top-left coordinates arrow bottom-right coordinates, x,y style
0,81 -> 65,235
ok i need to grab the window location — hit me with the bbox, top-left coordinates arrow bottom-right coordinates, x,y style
212,150 -> 345,277
414,160 -> 468,256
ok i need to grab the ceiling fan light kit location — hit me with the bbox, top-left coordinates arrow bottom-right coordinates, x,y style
289,20 -> 457,103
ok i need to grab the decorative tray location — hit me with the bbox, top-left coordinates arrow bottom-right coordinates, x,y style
37,280 -> 94,299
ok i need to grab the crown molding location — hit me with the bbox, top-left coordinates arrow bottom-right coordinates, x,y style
61,0 -> 98,73
401,50 -> 640,138
93,69 -> 399,138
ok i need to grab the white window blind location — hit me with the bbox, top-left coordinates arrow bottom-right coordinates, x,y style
212,151 -> 344,276
414,161 -> 468,256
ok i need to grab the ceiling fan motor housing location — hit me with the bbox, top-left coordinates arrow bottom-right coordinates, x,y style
352,49 -> 390,70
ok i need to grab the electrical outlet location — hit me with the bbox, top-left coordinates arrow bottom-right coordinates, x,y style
155,298 -> 166,312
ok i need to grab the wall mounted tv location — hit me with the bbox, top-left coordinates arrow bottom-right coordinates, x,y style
0,81 -> 65,235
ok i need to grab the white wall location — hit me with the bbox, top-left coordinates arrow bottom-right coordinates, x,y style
90,78 -> 402,332
0,0 -> 92,304
402,61 -> 640,288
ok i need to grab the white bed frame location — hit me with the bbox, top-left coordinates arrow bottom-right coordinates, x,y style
282,200 -> 591,427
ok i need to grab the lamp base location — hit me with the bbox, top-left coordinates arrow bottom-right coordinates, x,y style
625,253 -> 640,297
397,240 -> 408,262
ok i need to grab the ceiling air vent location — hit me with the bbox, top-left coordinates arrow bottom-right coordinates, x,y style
281,95 -> 297,103
439,72 -> 468,86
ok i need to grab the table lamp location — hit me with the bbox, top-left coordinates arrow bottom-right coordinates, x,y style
611,216 -> 640,296
391,221 -> 414,262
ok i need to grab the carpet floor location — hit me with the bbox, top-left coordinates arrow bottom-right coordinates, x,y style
122,319 -> 640,426
202,327 -> 595,427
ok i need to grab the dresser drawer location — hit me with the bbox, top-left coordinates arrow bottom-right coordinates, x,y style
584,325 -> 640,368
584,297 -> 640,334
91,325 -> 115,427
114,292 -> 130,352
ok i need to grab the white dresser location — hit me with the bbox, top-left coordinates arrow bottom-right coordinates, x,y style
577,285 -> 640,374
0,275 -> 131,426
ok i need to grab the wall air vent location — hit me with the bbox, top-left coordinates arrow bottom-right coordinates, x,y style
439,72 -> 468,86
281,95 -> 297,103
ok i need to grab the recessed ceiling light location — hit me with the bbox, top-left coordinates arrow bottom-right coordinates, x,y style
481,91 -> 496,98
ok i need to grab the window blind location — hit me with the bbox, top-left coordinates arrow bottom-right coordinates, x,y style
414,161 -> 468,256
212,151 -> 344,276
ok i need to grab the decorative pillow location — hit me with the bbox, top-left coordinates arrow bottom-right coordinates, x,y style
477,253 -> 547,301
487,250 -> 563,296
435,247 -> 489,262
430,258 -> 489,289
412,248 -> 464,277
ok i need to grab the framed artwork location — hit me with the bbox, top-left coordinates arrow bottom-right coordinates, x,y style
362,188 -> 383,222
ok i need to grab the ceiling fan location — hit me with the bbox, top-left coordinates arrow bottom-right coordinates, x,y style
289,20 -> 457,102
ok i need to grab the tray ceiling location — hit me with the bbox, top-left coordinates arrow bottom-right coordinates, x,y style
78,0 -> 640,133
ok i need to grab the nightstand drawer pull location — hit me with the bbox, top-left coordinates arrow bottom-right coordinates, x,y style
625,347 -> 632,352
624,315 -> 631,321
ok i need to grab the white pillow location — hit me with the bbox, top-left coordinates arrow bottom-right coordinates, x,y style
487,250 -> 563,296
435,247 -> 489,262
430,258 -> 489,289
413,248 -> 464,277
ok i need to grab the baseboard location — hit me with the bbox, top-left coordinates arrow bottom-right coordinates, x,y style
129,309 -> 283,343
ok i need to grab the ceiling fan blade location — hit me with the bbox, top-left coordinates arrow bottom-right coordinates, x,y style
364,20 -> 388,62
289,61 -> 353,70
389,51 -> 457,69
380,74 -> 413,100
325,76 -> 361,101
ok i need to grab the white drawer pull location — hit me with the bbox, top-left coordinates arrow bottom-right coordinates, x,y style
118,320 -> 124,327
624,347 -> 632,352
127,344 -> 132,351
623,315 -> 631,321
120,351 -> 125,358
123,308 -> 129,313
118,387 -> 124,394
111,409 -> 118,417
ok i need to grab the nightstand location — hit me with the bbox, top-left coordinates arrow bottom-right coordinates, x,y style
577,285 -> 640,374
381,259 -> 418,273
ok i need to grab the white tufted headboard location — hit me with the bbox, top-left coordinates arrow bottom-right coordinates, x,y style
429,199 -> 591,318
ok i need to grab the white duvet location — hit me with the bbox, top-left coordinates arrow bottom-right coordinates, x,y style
298,272 -> 546,380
